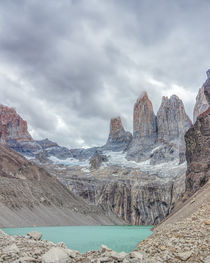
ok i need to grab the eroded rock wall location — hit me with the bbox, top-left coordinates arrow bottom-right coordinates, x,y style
66,172 -> 185,225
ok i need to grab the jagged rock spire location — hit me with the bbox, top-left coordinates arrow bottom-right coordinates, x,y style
133,91 -> 157,140
105,116 -> 132,151
157,95 -> 192,142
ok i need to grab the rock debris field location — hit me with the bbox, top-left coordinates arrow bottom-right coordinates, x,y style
0,195 -> 209,263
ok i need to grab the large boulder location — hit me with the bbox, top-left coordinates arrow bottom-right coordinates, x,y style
41,247 -> 69,263
27,231 -> 42,241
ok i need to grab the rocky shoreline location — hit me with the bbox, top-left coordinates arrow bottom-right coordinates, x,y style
0,229 -> 153,263
1,180 -> 209,263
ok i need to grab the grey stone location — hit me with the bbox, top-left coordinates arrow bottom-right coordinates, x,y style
41,247 -> 69,263
27,231 -> 42,241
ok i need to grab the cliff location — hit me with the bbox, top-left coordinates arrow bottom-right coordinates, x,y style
157,95 -> 192,143
185,70 -> 210,194
193,86 -> 209,123
127,93 -> 191,163
185,109 -> 210,194
0,105 -> 32,143
127,92 -> 157,161
0,144 -> 123,227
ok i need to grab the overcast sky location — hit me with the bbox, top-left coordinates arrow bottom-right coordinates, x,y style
0,0 -> 209,148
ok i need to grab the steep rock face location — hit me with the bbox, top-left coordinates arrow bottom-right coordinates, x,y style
66,171 -> 185,225
193,86 -> 209,123
0,105 -> 32,143
133,92 -> 157,141
204,69 -> 210,105
104,117 -> 132,151
185,108 -> 210,193
157,95 -> 192,143
127,92 -> 157,161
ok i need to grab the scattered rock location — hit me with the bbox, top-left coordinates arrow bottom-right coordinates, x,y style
100,245 -> 112,253
41,247 -> 69,263
3,243 -> 19,254
204,255 -> 210,263
129,251 -> 143,259
12,256 -> 37,262
176,251 -> 192,261
27,231 -> 42,241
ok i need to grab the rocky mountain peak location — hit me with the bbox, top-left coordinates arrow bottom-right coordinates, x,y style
0,104 -> 33,144
105,116 -> 132,151
157,95 -> 192,142
109,116 -> 125,138
133,91 -> 157,139
193,70 -> 210,123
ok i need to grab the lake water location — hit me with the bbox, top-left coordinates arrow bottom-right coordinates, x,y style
3,225 -> 152,253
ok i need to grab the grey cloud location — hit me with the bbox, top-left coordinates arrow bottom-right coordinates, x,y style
0,0 -> 209,148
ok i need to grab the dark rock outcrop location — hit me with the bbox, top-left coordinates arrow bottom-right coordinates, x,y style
193,86 -> 209,123
185,71 -> 210,194
185,108 -> 210,194
89,152 -> 108,169
104,117 -> 132,151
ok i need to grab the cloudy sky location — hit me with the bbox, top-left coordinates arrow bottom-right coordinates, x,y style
0,0 -> 209,148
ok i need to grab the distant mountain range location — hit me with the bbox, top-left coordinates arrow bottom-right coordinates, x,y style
0,70 -> 209,226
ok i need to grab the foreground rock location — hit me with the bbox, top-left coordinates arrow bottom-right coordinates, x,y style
27,231 -> 42,241
0,230 -> 153,263
138,181 -> 210,263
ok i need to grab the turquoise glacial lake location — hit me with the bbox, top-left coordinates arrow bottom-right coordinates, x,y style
3,225 -> 152,253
